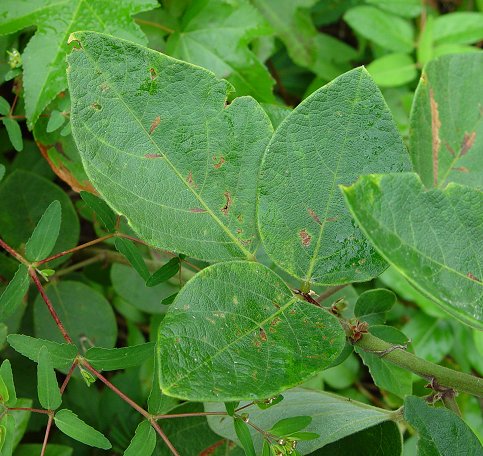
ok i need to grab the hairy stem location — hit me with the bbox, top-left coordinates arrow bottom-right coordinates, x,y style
355,332 -> 483,397
0,238 -> 29,266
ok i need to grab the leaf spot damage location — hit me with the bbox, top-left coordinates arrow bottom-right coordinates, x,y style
221,192 -> 232,216
186,171 -> 197,188
213,155 -> 225,169
190,208 -> 207,213
91,102 -> 102,111
259,327 -> 267,342
467,272 -> 481,283
307,208 -> 321,225
149,67 -> 158,80
429,88 -> 441,186
460,131 -> 476,157
299,229 -> 311,247
149,116 -> 161,135
144,153 -> 162,159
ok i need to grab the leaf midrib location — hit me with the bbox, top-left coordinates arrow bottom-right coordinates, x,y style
78,42 -> 255,260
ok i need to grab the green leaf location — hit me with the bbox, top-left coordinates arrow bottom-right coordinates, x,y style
313,421 -> 402,456
111,263 -> 178,313
404,396 -> 482,455
46,110 -> 66,133
258,67 -> 410,285
355,326 -> 412,399
25,200 -> 62,262
34,281 -> 117,349
343,6 -> 414,52
0,264 -> 29,322
0,360 -> 16,407
158,262 -> 345,401
366,53 -> 417,87
166,0 -> 275,102
54,409 -> 111,450
402,313 -> 454,364
0,164 -> 4,183
68,31 -> 273,263
225,402 -> 239,417
10,398 -> 33,450
0,170 -> 80,267
7,334 -> 77,369
0,0 -> 157,126
366,0 -> 421,18
13,443 -> 73,456
0,375 -> 8,404
270,416 -> 312,436
146,258 -> 180,287
161,293 -> 178,305
0,96 -> 10,115
124,420 -> 156,456
2,118 -> 23,152
85,342 -> 155,371
234,418 -> 256,456
114,238 -> 150,282
206,388 -> 398,453
409,53 -> 483,189
0,414 -> 15,456
80,191 -> 116,232
342,173 -> 483,330
262,440 -> 270,456
37,346 -> 62,410
433,12 -> 483,46
354,289 -> 396,325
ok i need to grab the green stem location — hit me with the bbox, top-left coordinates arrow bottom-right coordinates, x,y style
355,332 -> 483,397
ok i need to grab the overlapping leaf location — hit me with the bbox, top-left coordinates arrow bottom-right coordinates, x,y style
68,31 -> 273,262
0,0 -> 157,125
158,262 -> 345,401
342,173 -> 483,329
409,53 -> 483,189
258,67 -> 411,285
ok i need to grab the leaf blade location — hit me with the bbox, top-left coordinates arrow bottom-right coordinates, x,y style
37,346 -> 62,410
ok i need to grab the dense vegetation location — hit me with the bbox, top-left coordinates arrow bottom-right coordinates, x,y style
0,1 -> 482,455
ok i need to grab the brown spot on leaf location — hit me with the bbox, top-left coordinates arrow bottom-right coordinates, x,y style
445,142 -> 456,157
186,171 -> 197,188
221,192 -> 232,216
144,153 -> 162,159
213,155 -> 225,169
100,83 -> 109,92
259,328 -> 267,341
307,208 -> 321,225
299,229 -> 311,247
325,217 -> 338,222
149,67 -> 157,80
149,116 -> 161,134
460,131 -> 476,157
452,166 -> 469,173
190,207 -> 207,213
467,272 -> 481,283
430,88 -> 441,186
91,102 -> 102,111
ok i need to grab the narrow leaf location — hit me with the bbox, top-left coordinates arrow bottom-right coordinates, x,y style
80,191 -> 116,232
158,262 -> 345,401
2,118 -> 23,151
0,96 -> 10,115
68,31 -> 272,262
234,418 -> 256,456
85,342 -> 155,371
54,409 -> 111,450
224,402 -> 239,417
146,258 -> 180,287
270,416 -> 312,437
114,238 -> 150,282
0,360 -> 16,407
25,200 -> 62,261
46,110 -> 66,133
7,334 -> 77,369
0,414 -> 15,456
161,293 -> 178,305
0,264 -> 29,322
404,396 -> 482,455
123,420 -> 156,456
342,173 -> 483,329
37,346 -> 62,410
258,67 -> 410,285
0,375 -> 8,404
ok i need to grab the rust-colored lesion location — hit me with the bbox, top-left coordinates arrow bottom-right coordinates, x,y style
212,154 -> 225,169
307,208 -> 321,225
467,272 -> 481,283
144,153 -> 162,158
299,229 -> 311,247
221,191 -> 232,216
149,116 -> 161,135
429,88 -> 441,187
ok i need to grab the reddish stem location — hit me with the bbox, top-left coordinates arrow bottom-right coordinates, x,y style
9,407 -> 49,415
9,92 -> 18,116
60,362 -> 77,394
116,232 -> 149,246
29,269 -> 73,343
0,238 -> 29,265
40,415 -> 54,456
316,284 -> 348,303
36,233 -> 115,265
235,402 -> 254,413
83,361 -> 179,456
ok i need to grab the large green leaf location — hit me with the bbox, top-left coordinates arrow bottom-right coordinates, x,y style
258,67 -> 410,285
409,53 -> 483,189
342,173 -> 483,329
34,281 -> 117,349
404,396 -> 482,455
158,261 -> 345,401
166,0 -> 275,102
0,0 -> 157,125
68,31 -> 272,262
0,170 -> 79,268
206,388 -> 399,454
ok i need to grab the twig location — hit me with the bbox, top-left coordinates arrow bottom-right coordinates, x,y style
40,415 -> 54,456
0,238 -> 29,266
155,411 -> 227,420
316,284 -> 348,303
60,361 -> 77,394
